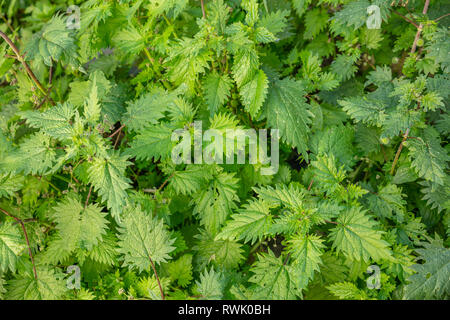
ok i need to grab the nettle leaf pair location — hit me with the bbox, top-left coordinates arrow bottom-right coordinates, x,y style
339,69 -> 449,187
25,14 -> 83,72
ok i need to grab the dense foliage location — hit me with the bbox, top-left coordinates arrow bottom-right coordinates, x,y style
0,0 -> 449,300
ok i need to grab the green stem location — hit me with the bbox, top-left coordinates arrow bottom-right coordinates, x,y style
143,48 -> 172,90
46,179 -> 62,194
390,128 -> 410,176
250,240 -> 262,254
53,174 -> 72,185
163,14 -> 179,39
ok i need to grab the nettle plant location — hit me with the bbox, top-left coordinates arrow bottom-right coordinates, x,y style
0,0 -> 448,300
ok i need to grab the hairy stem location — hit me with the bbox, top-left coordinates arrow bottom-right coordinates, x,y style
434,12 -> 450,22
283,252 -> 292,266
162,14 -> 179,39
392,0 -> 429,175
148,255 -> 165,300
108,124 -> 126,139
113,125 -> 125,148
0,31 -> 50,99
85,185 -> 93,209
410,0 -> 430,54
0,208 -> 38,279
390,127 -> 410,175
158,172 -> 175,193
49,65 -> 53,86
0,14 -> 19,42
393,10 -> 419,28
200,0 -> 206,19
307,179 -> 314,191
249,240 -> 262,254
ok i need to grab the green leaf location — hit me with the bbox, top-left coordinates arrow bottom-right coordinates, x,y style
146,0 -> 188,18
87,152 -> 132,219
330,206 -> 393,263
67,71 -> 123,125
0,221 -> 26,273
84,78 -> 101,124
216,198 -> 274,244
332,0 -> 371,30
207,0 -> 230,34
6,268 -> 67,300
52,196 -> 108,251
20,103 -> 76,140
0,273 -> 5,299
331,55 -> 358,81
287,234 -> 325,290
117,206 -> 175,272
291,0 -> 312,18
113,25 -> 146,56
249,250 -> 300,299
420,92 -> 444,112
136,275 -> 170,300
327,281 -> 367,300
127,123 -> 176,161
123,87 -> 178,132
339,95 -> 387,127
310,125 -> 356,170
420,178 -> 450,214
427,27 -> 450,73
196,268 -> 225,300
194,229 -> 244,270
170,165 -> 209,195
7,133 -> 56,175
166,37 -> 211,92
304,9 -> 329,40
264,78 -> 313,157
166,254 -> 193,287
87,232 -> 118,266
317,252 -> 348,284
191,170 -> 239,234
0,174 -> 24,198
240,69 -> 268,117
365,66 -> 392,87
242,0 -> 259,27
203,72 -> 233,117
254,27 -> 278,43
360,28 -> 383,50
405,129 -> 449,186
25,14 -> 81,70
232,48 -> 260,88
366,184 -> 406,219
354,124 -> 381,154
42,196 -> 109,265
311,154 -> 346,195
257,10 -> 289,36
404,240 -> 450,299
254,184 -> 305,211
